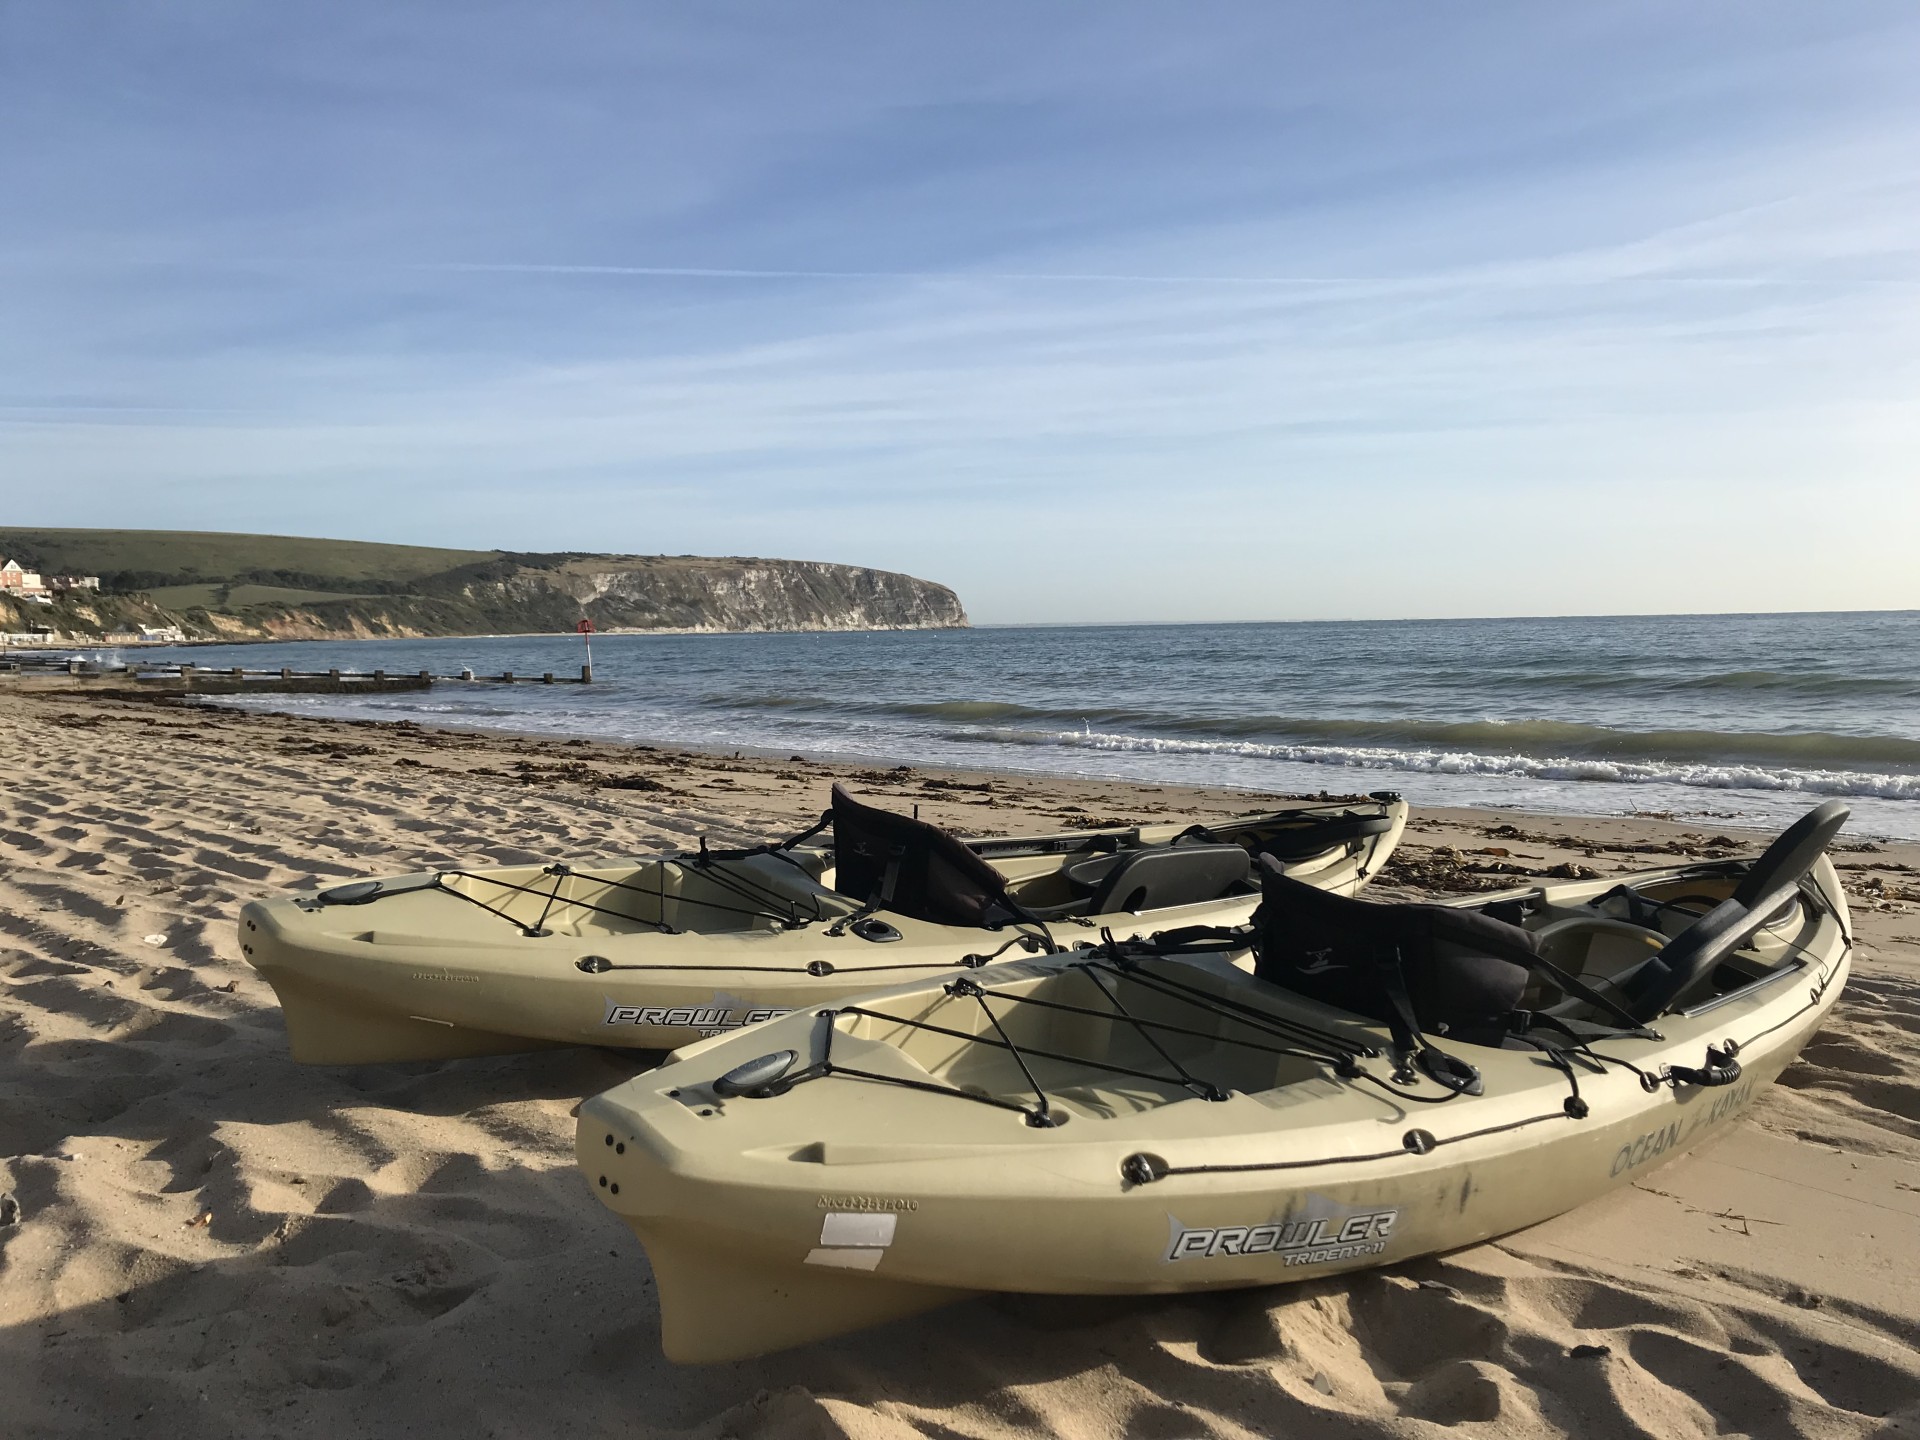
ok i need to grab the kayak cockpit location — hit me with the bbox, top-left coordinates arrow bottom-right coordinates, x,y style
295,788 -> 1404,945
1253,802 -> 1849,1050
317,851 -> 857,939
730,802 -> 1852,1133
821,784 -> 1399,927
827,958 -> 1352,1121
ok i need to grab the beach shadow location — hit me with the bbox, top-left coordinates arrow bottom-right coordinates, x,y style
9,962 -> 1920,1437
14,1194 -> 1920,1440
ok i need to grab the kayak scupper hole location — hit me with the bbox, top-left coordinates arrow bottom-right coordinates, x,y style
615,1142 -> 625,1154
603,1134 -> 612,1147
610,1183 -> 619,1195
597,1176 -> 607,1187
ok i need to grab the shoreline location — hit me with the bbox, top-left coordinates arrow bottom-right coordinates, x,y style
207,686 -> 1920,843
5,619 -> 974,652
191,689 -> 1769,841
34,679 -> 1920,869
3,681 -> 1918,1435
30,617 -> 1920,844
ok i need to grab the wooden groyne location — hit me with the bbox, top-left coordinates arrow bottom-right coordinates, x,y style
0,655 -> 593,696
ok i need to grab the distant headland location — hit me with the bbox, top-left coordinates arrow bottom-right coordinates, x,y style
0,528 -> 969,643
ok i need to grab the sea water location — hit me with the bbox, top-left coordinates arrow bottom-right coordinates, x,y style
140,611 -> 1920,837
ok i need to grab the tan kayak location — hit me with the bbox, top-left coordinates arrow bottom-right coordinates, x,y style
577,801 -> 1852,1363
240,786 -> 1406,1063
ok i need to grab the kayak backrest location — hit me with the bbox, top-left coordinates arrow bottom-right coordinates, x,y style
1247,810 -> 1396,862
1252,859 -> 1532,1046
1730,800 -> 1850,909
829,784 -> 1025,928
1622,800 -> 1848,1021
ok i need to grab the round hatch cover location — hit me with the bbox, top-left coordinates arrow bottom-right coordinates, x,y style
319,880 -> 383,904
713,1050 -> 798,1098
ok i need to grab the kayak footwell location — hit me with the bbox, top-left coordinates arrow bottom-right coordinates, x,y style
269,971 -> 569,1065
636,1223 -> 978,1364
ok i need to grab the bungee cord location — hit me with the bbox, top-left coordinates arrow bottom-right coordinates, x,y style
733,868 -> 1849,1181
334,851 -> 836,940
759,949 -> 1459,1132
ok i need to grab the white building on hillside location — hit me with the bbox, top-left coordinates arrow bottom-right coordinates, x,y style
1,560 -> 49,595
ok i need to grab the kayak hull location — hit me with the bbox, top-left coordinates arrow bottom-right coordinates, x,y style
576,857 -> 1850,1362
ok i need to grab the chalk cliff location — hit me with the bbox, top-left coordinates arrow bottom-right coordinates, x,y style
0,531 -> 969,641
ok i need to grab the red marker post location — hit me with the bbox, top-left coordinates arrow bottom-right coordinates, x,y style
577,617 -> 595,682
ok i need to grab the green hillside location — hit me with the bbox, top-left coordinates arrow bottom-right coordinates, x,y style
0,527 -> 969,641
0,528 -> 497,592
144,583 -> 385,610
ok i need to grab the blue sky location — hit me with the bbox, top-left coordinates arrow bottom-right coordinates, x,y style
3,3 -> 1917,622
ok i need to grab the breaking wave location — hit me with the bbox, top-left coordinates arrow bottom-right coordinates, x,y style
180,611 -> 1920,833
976,727 -> 1920,801
719,694 -> 1920,773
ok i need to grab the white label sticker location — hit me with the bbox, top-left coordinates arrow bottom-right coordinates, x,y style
820,1211 -> 897,1248
805,1247 -> 886,1271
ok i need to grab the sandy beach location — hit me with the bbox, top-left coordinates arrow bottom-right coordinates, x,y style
4,684 -> 1918,1439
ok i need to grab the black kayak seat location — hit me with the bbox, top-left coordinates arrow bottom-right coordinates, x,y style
1251,857 -> 1532,1046
1621,799 -> 1848,1021
1079,843 -> 1251,915
1252,811 -> 1395,861
1731,799 -> 1851,910
828,784 -> 1029,928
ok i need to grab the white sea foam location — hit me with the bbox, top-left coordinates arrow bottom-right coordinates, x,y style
998,727 -> 1920,802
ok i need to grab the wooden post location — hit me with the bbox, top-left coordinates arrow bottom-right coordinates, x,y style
501,671 -> 513,683
374,670 -> 386,683
180,664 -> 194,689
418,669 -> 430,682
328,668 -> 340,683
281,667 -> 292,680
542,672 -> 554,684
581,664 -> 593,683
460,668 -> 474,681
231,667 -> 244,680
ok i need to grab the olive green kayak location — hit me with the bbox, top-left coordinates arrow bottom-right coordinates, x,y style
241,787 -> 1407,1063
578,801 -> 1851,1362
